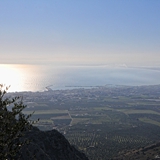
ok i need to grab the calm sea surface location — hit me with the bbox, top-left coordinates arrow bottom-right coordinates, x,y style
0,64 -> 160,92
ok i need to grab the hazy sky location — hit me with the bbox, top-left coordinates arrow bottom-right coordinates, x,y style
0,0 -> 160,66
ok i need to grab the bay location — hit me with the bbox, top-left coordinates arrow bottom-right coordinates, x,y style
0,64 -> 160,92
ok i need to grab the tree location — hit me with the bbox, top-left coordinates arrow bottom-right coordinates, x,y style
0,84 -> 34,159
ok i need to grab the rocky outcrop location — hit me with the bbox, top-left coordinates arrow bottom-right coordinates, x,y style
18,127 -> 88,160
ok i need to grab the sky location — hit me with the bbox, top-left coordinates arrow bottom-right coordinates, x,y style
0,0 -> 160,66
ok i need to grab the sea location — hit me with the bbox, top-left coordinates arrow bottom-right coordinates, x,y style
0,64 -> 160,92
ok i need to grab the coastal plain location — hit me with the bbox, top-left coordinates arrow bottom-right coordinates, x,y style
7,85 -> 160,159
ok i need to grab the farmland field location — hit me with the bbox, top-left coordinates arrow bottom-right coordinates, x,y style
10,85 -> 160,159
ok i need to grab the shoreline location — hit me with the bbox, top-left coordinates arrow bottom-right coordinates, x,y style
7,83 -> 160,94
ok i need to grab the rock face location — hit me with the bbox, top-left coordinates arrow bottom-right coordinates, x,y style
19,127 -> 89,160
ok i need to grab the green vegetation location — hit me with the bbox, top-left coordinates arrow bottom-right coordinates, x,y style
0,85 -> 34,159
139,117 -> 160,126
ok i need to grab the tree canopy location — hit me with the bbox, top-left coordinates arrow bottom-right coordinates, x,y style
0,84 -> 33,159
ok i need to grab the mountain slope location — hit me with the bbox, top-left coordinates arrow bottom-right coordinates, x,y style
113,142 -> 160,160
19,127 -> 89,160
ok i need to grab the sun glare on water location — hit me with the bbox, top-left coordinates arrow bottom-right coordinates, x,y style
0,64 -> 22,91
0,64 -> 40,92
